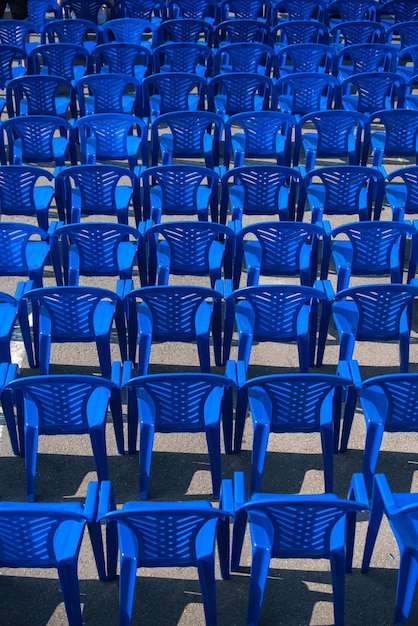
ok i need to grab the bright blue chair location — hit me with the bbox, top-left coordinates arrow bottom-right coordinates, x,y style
367,109 -> 418,169
362,473 -> 418,625
55,163 -> 140,225
341,71 -> 406,114
274,72 -> 340,118
293,110 -> 369,171
231,471 -> 368,626
0,222 -> 51,288
140,164 -> 220,223
99,480 -> 233,626
385,166 -> 418,221
336,43 -> 397,81
271,19 -> 328,48
41,17 -> 99,53
273,0 -> 327,22
233,371 -> 354,492
20,286 -> 126,378
358,374 -> 418,492
150,110 -> 223,168
1,376 -> 124,501
274,43 -> 337,77
142,72 -> 206,122
76,73 -> 140,116
213,42 -> 273,76
122,372 -> 235,494
156,18 -> 213,46
397,44 -> 418,81
1,115 -> 76,167
29,42 -> 91,83
0,20 -> 38,59
219,0 -> 271,21
213,19 -> 271,46
146,221 -> 234,287
0,165 -> 55,230
123,285 -> 223,374
321,221 -> 418,291
0,44 -> 27,113
220,165 -> 301,223
380,0 -> 418,27
298,165 -> 385,222
91,42 -> 152,84
6,74 -> 75,119
0,482 -> 107,624
99,16 -> 157,46
325,0 -> 380,25
50,222 -> 145,287
233,221 -> 325,289
207,72 -> 273,120
153,42 -> 213,77
223,284 -> 326,371
329,20 -> 386,48
74,113 -> 149,171
317,283 -> 418,371
385,20 -> 418,49
165,0 -> 218,24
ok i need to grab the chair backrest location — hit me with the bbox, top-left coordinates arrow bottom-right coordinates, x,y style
397,44 -> 418,79
360,373 -> 418,431
368,108 -> 418,158
386,166 -> 418,215
29,42 -> 90,82
60,0 -> 114,22
326,0 -> 380,23
41,17 -> 99,46
275,43 -> 337,76
0,20 -> 37,51
213,19 -> 271,46
341,71 -> 406,113
207,73 -> 273,115
166,0 -> 218,21
219,0 -> 271,20
0,165 -> 55,218
337,43 -> 398,77
157,18 -> 212,45
27,0 -> 61,29
0,222 -> 49,276
381,0 -> 418,24
100,17 -> 157,46
272,20 -> 328,46
76,73 -> 140,116
153,42 -> 213,75
385,21 -> 418,48
274,0 -> 327,22
329,20 -> 386,46
114,0 -> 165,20
274,72 -> 340,115
91,42 -> 151,81
143,72 -> 206,117
6,74 -> 73,118
213,42 -> 273,75
0,44 -> 27,88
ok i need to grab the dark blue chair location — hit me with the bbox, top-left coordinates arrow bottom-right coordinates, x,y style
385,20 -> 418,49
0,165 -> 55,230
0,20 -> 38,56
233,221 -> 325,289
99,16 -> 157,46
380,0 -> 418,27
274,43 -> 337,77
367,109 -> 418,169
385,166 -> 418,220
114,0 -> 164,24
321,221 -> 418,291
274,72 -> 340,118
298,165 -> 385,222
213,42 -> 273,76
362,473 -> 418,624
336,43 -> 398,80
273,0 -> 327,22
147,221 -> 234,287
220,165 -> 301,223
41,17 -> 99,53
207,73 -> 273,120
233,372 -> 353,492
157,18 -> 213,46
91,42 -> 152,84
60,0 -> 114,22
153,42 -> 213,77
74,113 -> 149,171
0,44 -> 27,114
55,163 -> 140,225
76,73 -> 140,116
140,164 -> 220,223
294,110 -> 369,171
219,0 -> 271,21
142,72 -> 206,122
151,111 -> 223,168
0,482 -> 107,624
397,44 -> 418,81
1,376 -> 124,501
99,480 -> 233,626
29,42 -> 91,83
223,284 -> 326,371
165,0 -> 218,24
271,20 -> 328,48
341,71 -> 406,114
123,285 -> 223,373
20,286 -> 126,378
329,20 -> 386,47
231,471 -> 368,626
213,19 -> 271,46
27,0 -> 61,30
224,110 -> 294,168
122,372 -> 235,495
6,74 -> 75,119
325,0 -> 380,26
0,222 -> 51,288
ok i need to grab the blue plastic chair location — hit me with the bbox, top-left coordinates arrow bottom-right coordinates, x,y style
220,165 -> 301,223
0,44 -> 27,105
234,372 -> 353,492
274,72 -> 340,118
74,113 -> 148,171
140,164 -> 220,223
147,221 -> 234,287
336,43 -> 398,80
99,17 -> 157,47
157,18 -> 213,46
0,290 -> 27,365
55,163 -> 140,225
0,482 -> 107,624
6,74 -> 75,119
233,221 -> 325,289
223,110 -> 294,168
362,473 -> 418,624
325,0 -> 380,25
317,283 -> 418,371
367,109 -> 418,169
1,115 -> 76,168
298,165 -> 385,222
405,74 -> 418,111
153,42 -> 213,77
29,42 -> 91,83
329,20 -> 386,47
274,43 -> 337,77
27,0 -> 61,29
385,166 -> 418,221
231,471 -> 368,626
41,17 -> 99,53
151,110 -> 223,168
60,0 -> 114,22
142,72 -> 206,122
0,19 -> 38,56
321,221 -> 418,291
51,222 -> 145,287
20,286 -> 125,378
357,374 -> 418,492
271,20 -> 328,48
99,481 -> 233,626
223,284 -> 326,371
397,44 -> 418,81
213,19 -> 271,46
1,376 -> 124,501
76,73 -> 140,116
294,110 -> 369,171
114,0 -> 164,24
0,165 -> 55,230
213,42 -> 274,76
166,0 -> 218,23
0,222 -> 51,288
273,0 -> 327,22
385,20 -> 418,49
341,71 -> 406,114
123,372 -> 235,495
123,285 -> 223,373
207,73 -> 273,120
91,42 -> 152,84
380,0 -> 418,26
219,0 -> 271,21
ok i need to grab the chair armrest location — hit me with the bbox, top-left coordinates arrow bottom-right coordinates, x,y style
347,473 -> 369,509
219,478 -> 234,515
121,361 -> 135,387
14,280 -> 34,300
84,481 -> 100,522
233,471 -> 247,509
97,480 -> 117,520
314,278 -> 335,300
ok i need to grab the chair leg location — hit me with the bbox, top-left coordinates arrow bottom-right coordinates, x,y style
231,509 -> 248,572
205,422 -> 222,500
24,421 -> 39,502
320,422 -> 334,493
139,420 -> 154,499
197,554 -> 218,626
56,560 -> 83,626
250,423 -> 270,495
247,543 -> 272,626
329,546 -> 346,626
89,425 -> 109,482
119,553 -> 138,626
96,335 -> 112,379
395,548 -> 418,626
